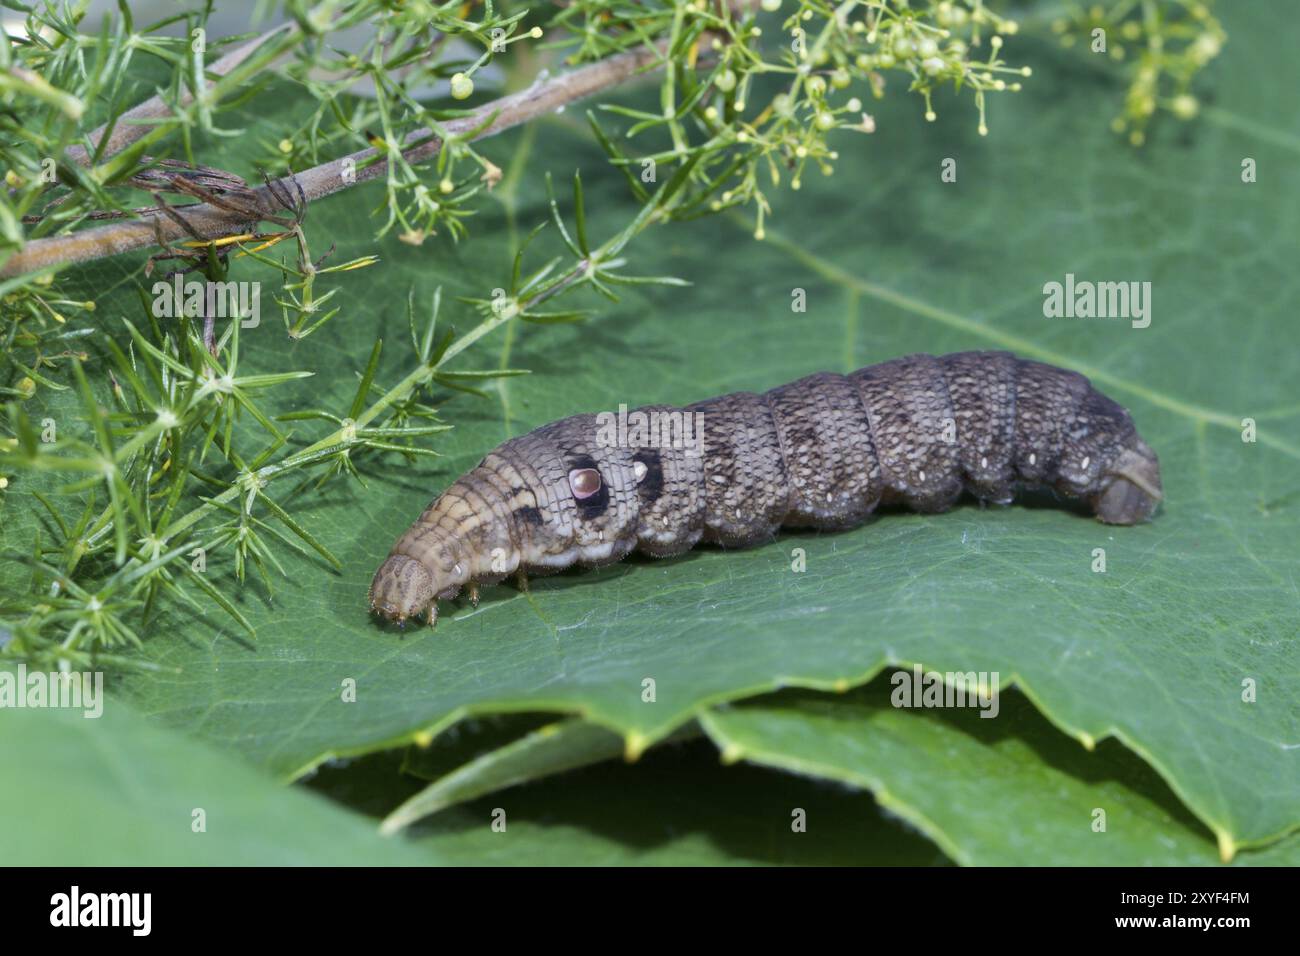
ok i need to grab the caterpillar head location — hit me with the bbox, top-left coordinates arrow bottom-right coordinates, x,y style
1094,436 -> 1162,525
369,553 -> 439,626
369,472 -> 521,626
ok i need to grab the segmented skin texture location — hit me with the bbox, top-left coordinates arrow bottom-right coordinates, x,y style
370,351 -> 1162,625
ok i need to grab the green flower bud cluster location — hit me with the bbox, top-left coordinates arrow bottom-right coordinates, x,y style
1050,1 -> 1225,146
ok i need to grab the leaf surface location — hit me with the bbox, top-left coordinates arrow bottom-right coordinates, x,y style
2,2 -> 1295,853
702,684 -> 1300,866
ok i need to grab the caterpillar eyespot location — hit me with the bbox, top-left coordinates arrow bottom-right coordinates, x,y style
369,351 -> 1162,627
568,467 -> 602,499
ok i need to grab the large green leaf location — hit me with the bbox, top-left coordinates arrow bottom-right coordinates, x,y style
0,690 -> 430,865
367,678 -> 1300,864
0,684 -> 944,865
4,1 -> 1296,858
702,684 -> 1300,866
385,717 -> 697,834
311,744 -> 950,866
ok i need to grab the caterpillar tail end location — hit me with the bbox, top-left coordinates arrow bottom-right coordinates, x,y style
1095,438 -> 1162,525
369,554 -> 438,627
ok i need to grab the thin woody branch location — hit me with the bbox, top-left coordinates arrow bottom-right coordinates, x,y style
1,45 -> 665,279
63,23 -> 296,168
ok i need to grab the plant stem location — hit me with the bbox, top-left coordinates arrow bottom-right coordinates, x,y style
63,24 -> 297,167
134,212 -> 653,553
1,44 -> 665,279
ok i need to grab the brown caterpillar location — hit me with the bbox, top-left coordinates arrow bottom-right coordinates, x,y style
370,351 -> 1162,626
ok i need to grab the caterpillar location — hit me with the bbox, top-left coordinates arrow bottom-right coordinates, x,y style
370,351 -> 1162,626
